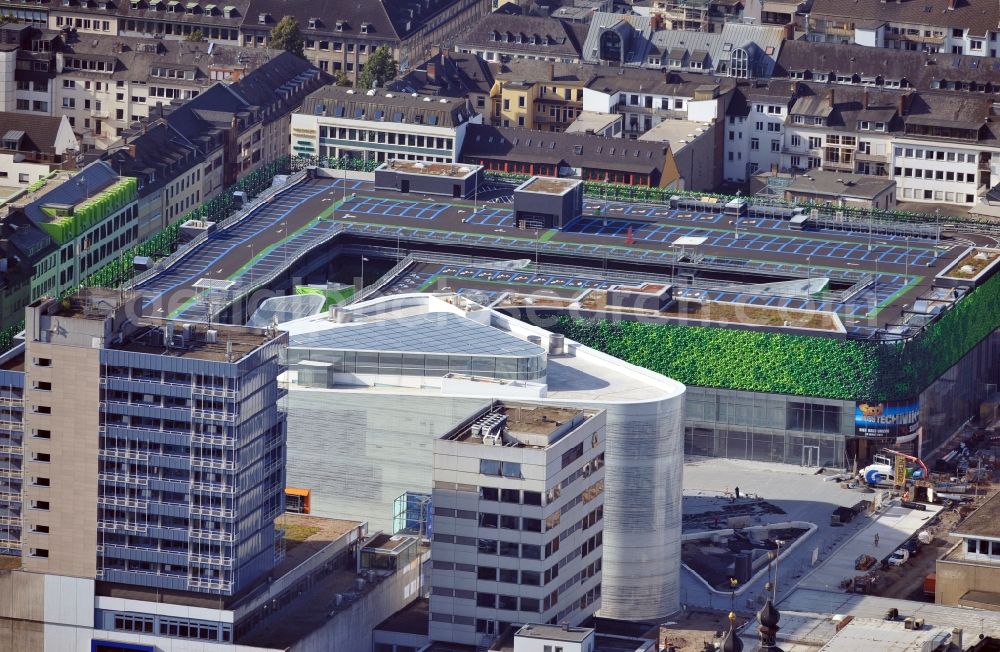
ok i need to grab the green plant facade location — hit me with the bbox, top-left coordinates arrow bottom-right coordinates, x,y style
38,177 -> 138,245
553,267 -> 1000,402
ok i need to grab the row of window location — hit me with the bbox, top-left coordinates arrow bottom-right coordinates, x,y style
893,167 -> 977,183
894,147 -> 977,163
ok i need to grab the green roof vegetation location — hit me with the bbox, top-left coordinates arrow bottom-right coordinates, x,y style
554,268 -> 1000,402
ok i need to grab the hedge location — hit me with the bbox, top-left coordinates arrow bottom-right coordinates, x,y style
553,267 -> 1000,402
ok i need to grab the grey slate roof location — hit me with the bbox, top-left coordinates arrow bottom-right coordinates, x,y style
455,13 -> 588,59
775,40 -> 1000,92
0,112 -> 65,154
809,0 -> 1000,36
299,86 -> 474,128
289,312 -> 545,357
23,161 -> 120,226
461,124 -> 670,176
581,11 -> 653,66
389,51 -> 495,98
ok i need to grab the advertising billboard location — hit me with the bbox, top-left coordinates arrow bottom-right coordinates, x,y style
855,400 -> 920,438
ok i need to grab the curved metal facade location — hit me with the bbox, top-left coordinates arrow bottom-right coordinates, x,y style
598,395 -> 685,620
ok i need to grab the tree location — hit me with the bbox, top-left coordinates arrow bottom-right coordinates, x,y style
334,70 -> 352,87
270,16 -> 304,58
358,45 -> 397,90
186,28 -> 204,41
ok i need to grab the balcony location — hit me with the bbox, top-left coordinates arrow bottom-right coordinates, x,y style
888,32 -> 944,45
98,472 -> 149,486
0,397 -> 23,408
186,577 -> 233,593
191,481 -> 236,494
191,408 -> 237,423
192,386 -> 240,399
191,457 -> 236,471
855,150 -> 889,163
98,519 -> 148,533
98,496 -> 149,510
189,553 -> 234,567
189,528 -> 236,542
190,505 -> 235,519
99,449 -> 150,462
0,515 -> 21,527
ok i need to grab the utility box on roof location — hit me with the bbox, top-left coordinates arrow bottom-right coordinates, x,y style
512,176 -> 583,230
374,160 -> 484,198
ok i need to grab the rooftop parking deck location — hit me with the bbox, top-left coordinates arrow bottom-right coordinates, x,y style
128,176 -> 978,339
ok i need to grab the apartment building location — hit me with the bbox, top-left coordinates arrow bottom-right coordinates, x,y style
461,124 -> 678,187
584,69 -> 736,138
0,359 -> 24,555
936,490 -> 1000,609
455,13 -> 588,63
0,112 -> 78,191
291,85 -> 481,164
648,0 -> 744,32
390,49 -> 495,114
807,0 -> 1000,56
107,52 -> 326,235
0,161 -> 138,309
489,61 -> 587,131
53,37 -> 280,150
243,0 -> 491,82
723,81 -> 795,182
429,401 -> 606,646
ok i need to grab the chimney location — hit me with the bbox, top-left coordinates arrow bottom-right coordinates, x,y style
427,61 -> 438,83
952,628 -> 962,649
826,88 -> 835,108
897,91 -> 909,116
791,80 -> 799,96
128,144 -> 137,159
947,0 -> 957,9
863,89 -> 869,109
548,62 -> 555,81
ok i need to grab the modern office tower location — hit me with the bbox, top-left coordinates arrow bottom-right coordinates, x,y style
280,293 -> 685,623
0,357 -> 24,555
429,400 -> 606,646
20,287 -> 287,595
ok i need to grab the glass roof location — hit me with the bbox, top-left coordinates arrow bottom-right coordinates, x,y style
288,313 -> 545,357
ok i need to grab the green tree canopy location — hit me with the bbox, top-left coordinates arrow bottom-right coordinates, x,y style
358,45 -> 398,90
185,28 -> 204,41
270,16 -> 305,58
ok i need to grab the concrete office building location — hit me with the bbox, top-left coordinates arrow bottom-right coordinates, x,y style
19,288 -> 287,595
280,293 -> 686,623
429,401 -> 606,645
0,287 -> 424,651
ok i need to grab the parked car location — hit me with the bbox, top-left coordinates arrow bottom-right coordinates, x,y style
888,549 -> 910,567
901,539 -> 920,556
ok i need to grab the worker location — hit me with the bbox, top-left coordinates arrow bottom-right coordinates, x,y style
874,533 -> 880,547
735,486 -> 741,500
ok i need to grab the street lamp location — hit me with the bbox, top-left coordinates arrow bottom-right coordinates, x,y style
360,255 -> 369,291
734,189 -> 741,240
771,539 -> 786,601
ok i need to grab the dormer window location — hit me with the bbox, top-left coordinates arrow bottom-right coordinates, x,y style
257,12 -> 268,23
308,17 -> 318,29
489,30 -> 497,41
223,5 -> 233,16
533,34 -> 541,45
62,0 -> 71,7
361,22 -> 370,33
336,19 -> 344,31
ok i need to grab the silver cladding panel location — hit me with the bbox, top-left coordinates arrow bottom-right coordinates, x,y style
285,386 -> 685,621
284,391 -> 488,531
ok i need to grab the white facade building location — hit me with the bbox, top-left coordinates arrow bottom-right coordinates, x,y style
429,401 -> 606,646
279,293 -> 687,623
292,87 -> 481,164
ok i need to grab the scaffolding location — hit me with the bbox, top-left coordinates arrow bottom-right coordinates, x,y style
392,491 -> 432,540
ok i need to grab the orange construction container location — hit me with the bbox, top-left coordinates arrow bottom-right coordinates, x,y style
285,487 -> 312,514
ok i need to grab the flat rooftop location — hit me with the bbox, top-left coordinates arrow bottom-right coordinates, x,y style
637,118 -> 712,149
515,623 -> 593,642
382,160 -> 479,178
818,618 -> 951,652
518,176 -> 580,195
446,403 -> 590,446
116,320 -> 279,362
951,490 -> 1000,537
376,597 -> 429,636
133,176 -> 970,338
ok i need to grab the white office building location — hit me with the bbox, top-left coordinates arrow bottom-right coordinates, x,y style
278,293 -> 686,624
291,86 -> 481,164
429,400 -> 606,646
